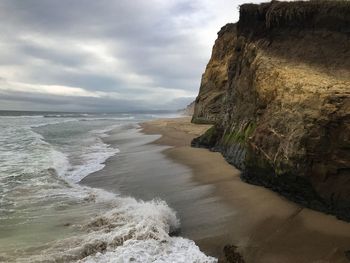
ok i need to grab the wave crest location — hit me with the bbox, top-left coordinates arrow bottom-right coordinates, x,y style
14,197 -> 215,262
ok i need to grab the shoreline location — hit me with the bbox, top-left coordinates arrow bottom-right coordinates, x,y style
81,120 -> 235,259
140,117 -> 350,263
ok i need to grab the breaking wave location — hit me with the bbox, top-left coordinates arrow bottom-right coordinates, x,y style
0,114 -> 216,262
11,195 -> 216,262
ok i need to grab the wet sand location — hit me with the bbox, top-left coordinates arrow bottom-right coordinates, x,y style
83,118 -> 350,263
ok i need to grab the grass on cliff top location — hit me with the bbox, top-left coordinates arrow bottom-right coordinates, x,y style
240,0 -> 350,32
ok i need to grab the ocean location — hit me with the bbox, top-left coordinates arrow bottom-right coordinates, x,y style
0,111 -> 215,262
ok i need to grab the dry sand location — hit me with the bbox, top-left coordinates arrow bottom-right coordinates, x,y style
141,117 -> 350,263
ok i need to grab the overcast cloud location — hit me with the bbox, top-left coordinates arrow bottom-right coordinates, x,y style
0,0 -> 264,112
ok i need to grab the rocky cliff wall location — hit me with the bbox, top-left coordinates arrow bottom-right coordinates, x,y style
192,1 -> 350,220
192,23 -> 237,124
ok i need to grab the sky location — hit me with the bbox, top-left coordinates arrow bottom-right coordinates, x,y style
0,0 -> 265,112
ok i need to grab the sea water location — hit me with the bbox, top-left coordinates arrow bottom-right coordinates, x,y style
0,111 -> 216,263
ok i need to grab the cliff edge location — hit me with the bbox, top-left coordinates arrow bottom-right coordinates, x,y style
192,1 -> 350,220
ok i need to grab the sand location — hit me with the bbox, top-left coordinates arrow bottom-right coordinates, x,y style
82,117 -> 350,263
141,117 -> 350,263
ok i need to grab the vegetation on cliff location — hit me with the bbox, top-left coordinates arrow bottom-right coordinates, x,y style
239,0 -> 350,34
192,0 -> 350,220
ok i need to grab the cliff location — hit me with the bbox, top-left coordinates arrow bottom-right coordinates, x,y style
192,1 -> 350,220
192,24 -> 237,124
179,101 -> 195,116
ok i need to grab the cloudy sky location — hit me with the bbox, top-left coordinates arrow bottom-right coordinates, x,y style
0,0 -> 264,112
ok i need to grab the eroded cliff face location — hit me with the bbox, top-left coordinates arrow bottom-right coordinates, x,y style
192,24 -> 236,124
192,1 -> 350,220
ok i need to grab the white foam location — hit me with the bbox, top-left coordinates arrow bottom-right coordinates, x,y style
0,115 -> 44,118
82,238 -> 217,263
66,138 -> 119,183
43,113 -> 90,118
31,122 -> 120,183
17,197 -> 216,263
0,114 -> 217,262
30,118 -> 79,128
50,148 -> 71,178
80,116 -> 135,121
91,124 -> 122,138
80,198 -> 216,262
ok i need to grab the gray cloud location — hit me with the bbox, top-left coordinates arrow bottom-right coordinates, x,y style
0,89 -> 192,112
0,0 -> 264,112
19,43 -> 88,67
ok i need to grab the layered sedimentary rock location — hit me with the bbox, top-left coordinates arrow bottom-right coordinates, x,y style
192,1 -> 350,220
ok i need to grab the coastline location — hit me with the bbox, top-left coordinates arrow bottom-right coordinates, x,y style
140,117 -> 350,263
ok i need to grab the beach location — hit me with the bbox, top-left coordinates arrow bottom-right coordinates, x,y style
2,1 -> 349,262
83,117 -> 350,262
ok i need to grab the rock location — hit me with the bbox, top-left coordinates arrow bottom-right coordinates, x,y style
192,1 -> 350,220
192,23 -> 237,124
218,245 -> 245,263
345,250 -> 350,261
